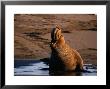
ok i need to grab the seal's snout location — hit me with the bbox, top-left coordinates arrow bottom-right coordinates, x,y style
51,25 -> 62,43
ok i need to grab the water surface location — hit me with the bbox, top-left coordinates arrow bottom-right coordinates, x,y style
14,59 -> 97,76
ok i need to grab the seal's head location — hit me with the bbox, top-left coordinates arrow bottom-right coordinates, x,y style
51,25 -> 65,45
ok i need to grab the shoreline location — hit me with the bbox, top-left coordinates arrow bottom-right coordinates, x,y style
15,56 -> 97,65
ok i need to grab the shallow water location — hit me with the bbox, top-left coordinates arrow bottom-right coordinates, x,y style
14,60 -> 97,76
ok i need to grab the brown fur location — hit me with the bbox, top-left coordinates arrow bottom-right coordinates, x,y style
50,25 -> 83,72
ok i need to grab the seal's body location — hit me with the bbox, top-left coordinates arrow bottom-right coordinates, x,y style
49,26 -> 83,72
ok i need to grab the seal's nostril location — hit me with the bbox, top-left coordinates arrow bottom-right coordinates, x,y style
56,25 -> 61,30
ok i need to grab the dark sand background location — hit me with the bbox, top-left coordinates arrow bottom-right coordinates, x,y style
14,14 -> 97,65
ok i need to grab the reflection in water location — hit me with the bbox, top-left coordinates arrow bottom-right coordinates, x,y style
14,60 -> 97,76
49,71 -> 82,76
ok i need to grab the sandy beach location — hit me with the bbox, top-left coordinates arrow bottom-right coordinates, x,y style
14,14 -> 97,65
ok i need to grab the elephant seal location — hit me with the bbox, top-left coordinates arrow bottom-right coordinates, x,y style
49,25 -> 83,73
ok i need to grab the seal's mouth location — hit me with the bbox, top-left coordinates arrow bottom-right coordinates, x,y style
51,25 -> 62,43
